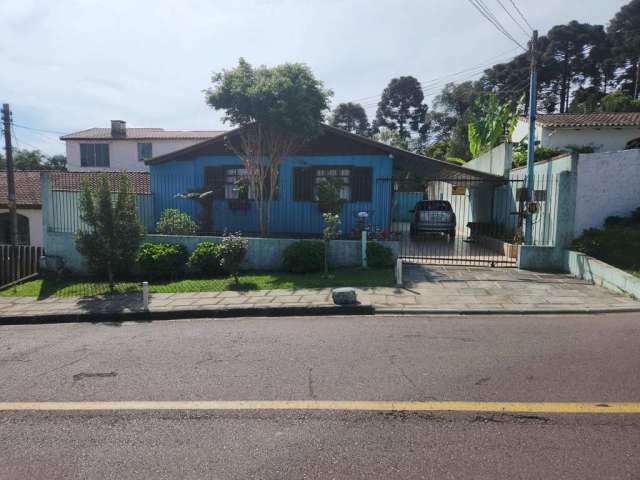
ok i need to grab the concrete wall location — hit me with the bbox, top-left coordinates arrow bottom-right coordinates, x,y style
0,208 -> 43,247
465,143 -> 512,177
573,149 -> 640,236
43,231 -> 399,274
512,118 -> 640,153
517,245 -> 565,272
564,250 -> 640,300
65,139 -> 206,172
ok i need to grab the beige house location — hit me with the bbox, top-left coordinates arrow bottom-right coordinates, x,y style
0,171 -> 43,247
61,120 -> 225,172
512,112 -> 640,153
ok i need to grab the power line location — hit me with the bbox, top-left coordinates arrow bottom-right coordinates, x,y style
357,65 -> 531,112
467,0 -> 527,51
11,123 -> 68,136
508,0 -> 534,32
495,0 -> 531,37
343,48 -> 522,105
359,77 -> 530,115
473,0 -> 528,48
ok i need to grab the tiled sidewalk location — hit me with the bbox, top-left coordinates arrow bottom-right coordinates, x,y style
0,266 -> 639,319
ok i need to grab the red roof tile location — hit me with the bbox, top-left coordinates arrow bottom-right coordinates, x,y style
48,172 -> 151,194
60,128 -> 226,141
0,171 -> 42,209
536,113 -> 640,128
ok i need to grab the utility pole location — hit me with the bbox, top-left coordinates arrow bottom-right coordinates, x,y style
2,103 -> 18,246
525,30 -> 538,246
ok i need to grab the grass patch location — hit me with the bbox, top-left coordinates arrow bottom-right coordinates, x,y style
0,267 -> 394,299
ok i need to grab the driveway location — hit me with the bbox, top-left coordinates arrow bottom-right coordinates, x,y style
362,265 -> 640,312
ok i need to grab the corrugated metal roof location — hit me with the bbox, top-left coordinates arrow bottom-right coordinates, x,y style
145,124 -> 507,183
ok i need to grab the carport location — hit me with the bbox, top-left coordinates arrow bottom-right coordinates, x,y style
384,150 -> 520,267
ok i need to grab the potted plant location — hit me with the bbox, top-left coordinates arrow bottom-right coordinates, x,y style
316,177 -> 343,215
229,178 -> 251,211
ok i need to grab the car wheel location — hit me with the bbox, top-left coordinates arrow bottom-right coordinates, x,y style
449,230 -> 456,241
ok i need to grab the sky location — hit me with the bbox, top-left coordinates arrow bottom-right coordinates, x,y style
0,0 -> 628,156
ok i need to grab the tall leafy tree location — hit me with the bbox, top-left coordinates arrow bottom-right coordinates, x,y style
330,102 -> 369,135
46,154 -> 67,171
371,127 -> 410,151
543,21 -> 603,112
13,149 -> 47,170
375,76 -> 428,141
76,174 -> 143,287
424,81 -> 481,160
205,58 -> 332,234
568,86 -> 605,113
608,0 -> 640,98
600,91 -> 640,112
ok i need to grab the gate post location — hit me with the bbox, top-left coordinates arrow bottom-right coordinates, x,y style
361,230 -> 367,268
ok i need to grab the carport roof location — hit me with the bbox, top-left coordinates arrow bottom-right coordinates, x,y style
145,124 -> 506,183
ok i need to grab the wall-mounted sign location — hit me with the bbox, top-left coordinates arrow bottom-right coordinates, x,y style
452,185 -> 466,195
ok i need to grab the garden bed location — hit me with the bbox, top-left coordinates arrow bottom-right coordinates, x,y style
0,267 -> 395,299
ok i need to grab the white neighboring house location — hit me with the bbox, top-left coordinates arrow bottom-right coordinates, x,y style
512,112 -> 640,153
61,120 -> 225,172
0,171 -> 43,247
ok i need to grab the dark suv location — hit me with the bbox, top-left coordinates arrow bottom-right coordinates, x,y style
409,200 -> 457,239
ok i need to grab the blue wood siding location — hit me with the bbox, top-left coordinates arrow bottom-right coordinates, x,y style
150,155 -> 393,236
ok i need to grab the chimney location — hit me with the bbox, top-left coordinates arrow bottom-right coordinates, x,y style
111,120 -> 127,138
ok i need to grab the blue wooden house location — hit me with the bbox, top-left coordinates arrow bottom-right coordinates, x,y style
145,125 -> 492,237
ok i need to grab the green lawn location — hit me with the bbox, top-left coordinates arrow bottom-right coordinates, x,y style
0,268 -> 394,299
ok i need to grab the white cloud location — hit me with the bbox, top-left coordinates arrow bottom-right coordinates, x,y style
0,0 -> 627,155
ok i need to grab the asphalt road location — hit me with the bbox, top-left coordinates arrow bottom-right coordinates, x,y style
1,313 -> 640,479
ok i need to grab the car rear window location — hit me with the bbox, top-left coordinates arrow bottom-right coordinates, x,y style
416,201 -> 452,211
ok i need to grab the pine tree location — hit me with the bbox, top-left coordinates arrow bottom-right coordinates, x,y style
76,174 -> 143,287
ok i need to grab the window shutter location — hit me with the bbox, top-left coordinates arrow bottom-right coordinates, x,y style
204,167 -> 225,199
293,167 -> 314,201
352,167 -> 373,202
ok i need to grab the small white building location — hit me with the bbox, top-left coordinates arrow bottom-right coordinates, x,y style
512,112 -> 640,153
0,171 -> 44,247
61,120 -> 225,172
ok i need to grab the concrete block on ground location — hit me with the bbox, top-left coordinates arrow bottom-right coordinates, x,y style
332,287 -> 358,305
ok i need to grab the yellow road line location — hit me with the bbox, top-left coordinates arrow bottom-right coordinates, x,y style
1,401 -> 640,414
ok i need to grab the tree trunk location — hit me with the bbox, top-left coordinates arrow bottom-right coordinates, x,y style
107,263 -> 114,291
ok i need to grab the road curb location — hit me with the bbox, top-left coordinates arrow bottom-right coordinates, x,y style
0,304 -> 374,326
375,306 -> 640,316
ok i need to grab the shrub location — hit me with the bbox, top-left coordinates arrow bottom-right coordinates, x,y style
137,243 -> 188,279
188,242 -> 224,276
572,227 -> 640,272
282,240 -> 325,273
367,241 -> 394,268
156,209 -> 198,235
76,174 -> 143,285
221,232 -> 248,285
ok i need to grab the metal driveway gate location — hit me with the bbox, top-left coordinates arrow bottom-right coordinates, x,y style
380,176 -> 556,267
